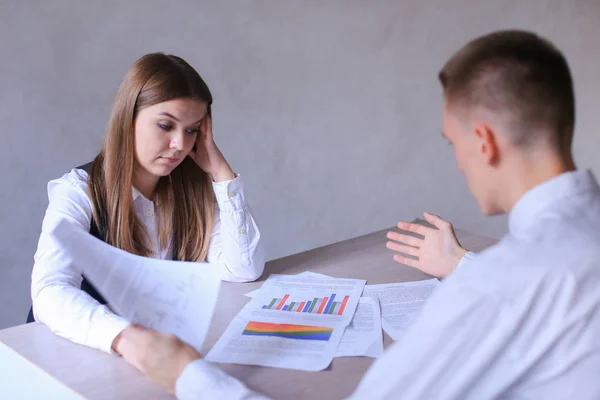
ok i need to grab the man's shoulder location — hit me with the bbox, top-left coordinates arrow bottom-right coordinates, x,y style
451,224 -> 600,301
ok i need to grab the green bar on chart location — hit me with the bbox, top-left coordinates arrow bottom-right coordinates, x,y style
308,298 -> 319,313
327,302 -> 338,314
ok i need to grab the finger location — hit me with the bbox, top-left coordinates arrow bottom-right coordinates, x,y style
204,115 -> 213,140
199,117 -> 208,137
393,254 -> 419,268
386,241 -> 420,257
396,221 -> 430,237
386,231 -> 422,248
423,211 -> 451,229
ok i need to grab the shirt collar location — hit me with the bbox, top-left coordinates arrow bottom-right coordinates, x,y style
131,186 -> 151,202
508,169 -> 598,235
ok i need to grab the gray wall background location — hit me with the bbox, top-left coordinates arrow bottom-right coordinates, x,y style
1,0 -> 599,329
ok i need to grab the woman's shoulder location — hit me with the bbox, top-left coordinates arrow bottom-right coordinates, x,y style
46,167 -> 92,207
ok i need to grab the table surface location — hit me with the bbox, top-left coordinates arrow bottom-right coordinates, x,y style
0,226 -> 498,400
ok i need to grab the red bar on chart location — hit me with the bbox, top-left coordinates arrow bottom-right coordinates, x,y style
297,302 -> 305,312
317,297 -> 329,314
276,294 -> 290,311
338,295 -> 350,315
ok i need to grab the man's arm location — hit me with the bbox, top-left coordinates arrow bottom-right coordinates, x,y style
349,279 -> 511,400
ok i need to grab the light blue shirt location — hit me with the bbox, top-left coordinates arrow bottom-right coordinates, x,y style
177,170 -> 600,400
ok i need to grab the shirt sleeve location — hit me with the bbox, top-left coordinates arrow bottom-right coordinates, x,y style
175,359 -> 271,400
348,278 -> 512,400
455,251 -> 476,270
31,170 -> 130,354
207,174 -> 265,282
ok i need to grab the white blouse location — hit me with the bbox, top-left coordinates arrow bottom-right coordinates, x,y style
31,168 -> 264,353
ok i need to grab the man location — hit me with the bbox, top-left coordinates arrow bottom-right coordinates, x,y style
118,30 -> 600,399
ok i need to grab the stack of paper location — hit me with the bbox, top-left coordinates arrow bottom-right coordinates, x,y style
242,272 -> 440,361
206,274 -> 367,371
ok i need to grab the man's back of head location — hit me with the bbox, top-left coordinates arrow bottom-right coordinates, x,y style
439,30 -> 577,215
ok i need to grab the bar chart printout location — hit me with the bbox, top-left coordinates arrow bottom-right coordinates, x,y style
206,274 -> 366,371
261,293 -> 351,316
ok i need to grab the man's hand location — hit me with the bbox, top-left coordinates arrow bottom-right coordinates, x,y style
114,325 -> 201,394
386,212 -> 468,278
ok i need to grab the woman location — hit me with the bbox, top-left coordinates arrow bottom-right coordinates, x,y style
30,53 -> 265,354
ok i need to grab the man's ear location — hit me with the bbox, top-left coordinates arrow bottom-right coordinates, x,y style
473,123 -> 499,165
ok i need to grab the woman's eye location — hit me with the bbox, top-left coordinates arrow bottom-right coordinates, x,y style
157,123 -> 173,131
186,128 -> 200,135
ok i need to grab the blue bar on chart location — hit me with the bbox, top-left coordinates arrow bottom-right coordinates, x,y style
324,294 -> 336,314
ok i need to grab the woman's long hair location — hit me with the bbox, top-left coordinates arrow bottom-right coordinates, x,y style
88,53 -> 215,261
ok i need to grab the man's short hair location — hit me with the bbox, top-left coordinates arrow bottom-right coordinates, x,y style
439,30 -> 575,152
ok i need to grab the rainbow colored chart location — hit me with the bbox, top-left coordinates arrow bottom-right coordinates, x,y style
242,321 -> 333,341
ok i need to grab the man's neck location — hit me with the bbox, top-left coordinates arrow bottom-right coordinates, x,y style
503,153 -> 576,213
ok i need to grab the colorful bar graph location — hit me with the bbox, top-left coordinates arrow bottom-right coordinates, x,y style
243,321 -> 333,341
276,295 -> 289,311
262,294 -> 352,315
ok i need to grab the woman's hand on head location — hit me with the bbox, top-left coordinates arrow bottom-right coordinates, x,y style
188,115 -> 235,182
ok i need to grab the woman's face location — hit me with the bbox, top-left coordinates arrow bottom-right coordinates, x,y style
134,98 -> 207,178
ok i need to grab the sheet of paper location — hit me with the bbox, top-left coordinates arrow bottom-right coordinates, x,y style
334,296 -> 383,358
51,220 -> 222,352
0,341 -> 84,399
206,274 -> 366,371
243,271 -> 331,298
363,279 -> 439,340
245,271 -> 381,358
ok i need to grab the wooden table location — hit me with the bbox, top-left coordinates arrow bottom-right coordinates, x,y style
0,227 -> 497,399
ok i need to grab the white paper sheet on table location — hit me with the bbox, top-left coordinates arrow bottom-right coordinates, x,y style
244,271 -> 383,358
243,271 -> 331,298
334,297 -> 383,358
206,274 -> 366,371
363,279 -> 439,341
51,220 -> 222,352
0,341 -> 84,399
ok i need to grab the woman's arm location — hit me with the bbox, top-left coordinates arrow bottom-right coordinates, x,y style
31,170 -> 129,353
206,174 -> 265,282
